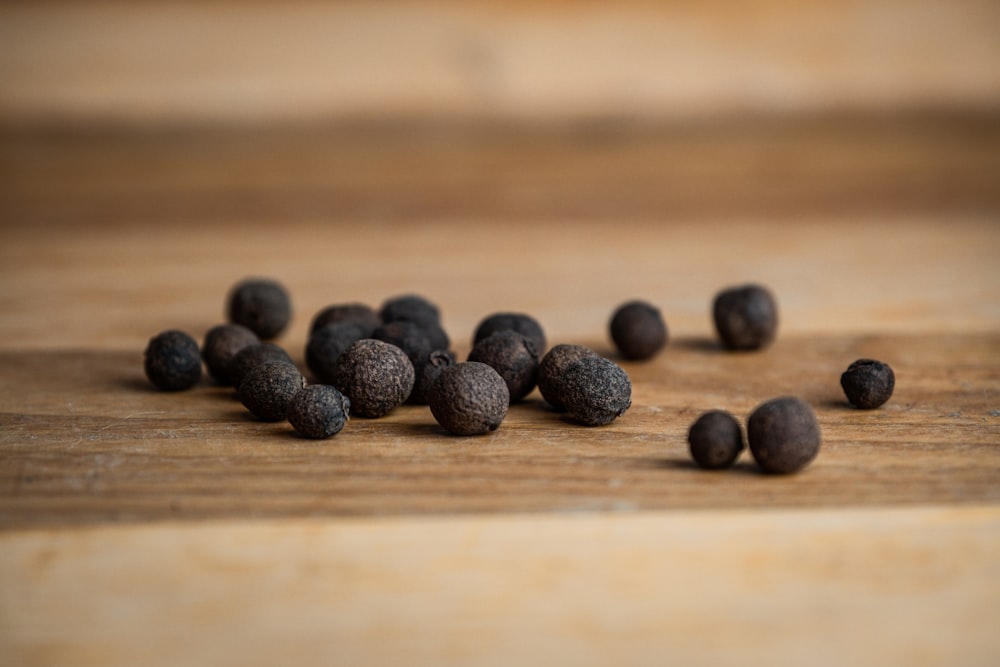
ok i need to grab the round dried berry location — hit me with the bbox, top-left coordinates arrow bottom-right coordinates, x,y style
333,339 -> 415,418
688,410 -> 744,469
229,343 -> 294,389
305,322 -> 366,384
560,356 -> 632,426
712,284 -> 778,351
238,361 -> 306,422
379,294 -> 441,327
840,359 -> 895,409
610,300 -> 668,361
309,303 -> 380,337
373,320 -> 433,365
409,349 -> 457,405
202,323 -> 260,386
472,312 -> 547,355
538,344 -> 598,411
287,385 -> 351,439
428,362 -> 509,436
227,277 -> 292,340
144,330 -> 202,391
467,331 -> 539,403
747,396 -> 821,474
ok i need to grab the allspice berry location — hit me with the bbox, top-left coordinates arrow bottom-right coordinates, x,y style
287,385 -> 351,439
473,312 -> 547,355
428,362 -> 509,436
537,344 -> 597,411
227,277 -> 292,340
202,323 -> 260,386
309,303 -> 380,337
560,356 -> 632,426
467,330 -> 539,403
409,349 -> 457,405
144,329 -> 202,391
238,361 -> 306,422
380,294 -> 441,328
229,342 -> 295,389
747,396 -> 821,474
305,322 -> 366,384
688,410 -> 744,469
609,300 -> 668,361
333,339 -> 415,418
373,320 -> 432,365
712,284 -> 778,351
840,359 -> 895,409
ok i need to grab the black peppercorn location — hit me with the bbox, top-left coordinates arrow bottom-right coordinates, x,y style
227,277 -> 292,340
559,356 -> 632,426
309,302 -> 380,337
373,320 -> 433,365
305,322 -> 366,384
409,349 -> 457,405
287,385 -> 351,439
473,312 -> 547,355
333,339 -> 415,418
238,361 -> 306,422
144,329 -> 202,391
747,396 -> 821,474
688,410 -> 744,469
712,284 -> 778,351
428,361 -> 509,435
467,331 -> 539,403
202,323 -> 260,386
840,359 -> 895,409
537,344 -> 598,411
229,343 -> 295,389
609,300 -> 668,361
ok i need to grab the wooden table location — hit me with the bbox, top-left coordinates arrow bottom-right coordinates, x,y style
2,114 -> 999,665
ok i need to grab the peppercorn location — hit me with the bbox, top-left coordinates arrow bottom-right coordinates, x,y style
287,385 -> 351,439
227,277 -> 292,340
467,331 -> 539,403
143,329 -> 202,391
379,294 -> 450,350
238,361 -> 306,422
229,343 -> 295,389
559,356 -> 632,426
688,410 -> 744,469
305,322 -> 366,384
537,344 -> 598,411
409,349 -> 457,405
609,300 -> 668,361
309,302 -> 380,337
747,396 -> 821,474
840,359 -> 895,409
202,323 -> 260,385
373,320 -> 432,365
428,362 -> 509,435
712,284 -> 778,351
333,339 -> 415,418
473,312 -> 547,354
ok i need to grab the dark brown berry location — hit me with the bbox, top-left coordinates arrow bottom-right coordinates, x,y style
467,331 -> 539,403
537,344 -> 597,411
840,359 -> 895,409
202,323 -> 260,385
560,356 -> 632,426
609,300 -> 668,360
227,277 -> 292,340
229,343 -> 294,389
473,312 -> 546,355
333,339 -> 415,418
373,320 -> 432,365
287,385 -> 350,439
712,284 -> 778,351
409,349 -> 457,405
688,410 -> 744,469
747,396 -> 821,474
309,303 -> 380,337
428,362 -> 509,435
380,294 -> 441,327
238,361 -> 306,422
144,330 -> 202,391
305,322 -> 366,384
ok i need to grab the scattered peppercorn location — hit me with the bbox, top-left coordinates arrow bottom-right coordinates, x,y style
688,410 -> 744,469
305,322 -> 366,384
473,312 -> 547,354
467,331 -> 539,403
238,361 -> 306,422
202,323 -> 260,385
309,302 -> 380,337
712,284 -> 778,351
409,349 -> 457,405
144,330 -> 202,391
373,320 -> 432,365
840,359 -> 895,409
747,396 -> 821,474
559,356 -> 632,426
333,339 -> 415,418
609,300 -> 668,361
227,277 -> 292,340
229,343 -> 295,389
428,361 -> 509,435
286,385 -> 351,439
537,344 -> 598,411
